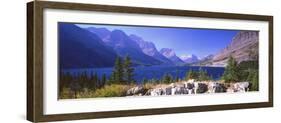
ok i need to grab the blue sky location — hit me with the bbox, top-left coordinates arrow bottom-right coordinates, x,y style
76,23 -> 239,58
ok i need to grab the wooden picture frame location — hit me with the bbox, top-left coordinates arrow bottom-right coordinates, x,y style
27,1 -> 273,122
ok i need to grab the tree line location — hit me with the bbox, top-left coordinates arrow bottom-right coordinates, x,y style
222,56 -> 258,91
60,55 -> 259,97
59,55 -> 135,94
108,56 -> 135,84
141,56 -> 258,91
142,68 -> 212,84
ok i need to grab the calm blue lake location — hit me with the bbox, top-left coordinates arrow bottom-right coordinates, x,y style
62,66 -> 225,84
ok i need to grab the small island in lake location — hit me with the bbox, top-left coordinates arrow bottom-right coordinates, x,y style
58,23 -> 259,99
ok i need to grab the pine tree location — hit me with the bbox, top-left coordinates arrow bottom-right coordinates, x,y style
163,73 -> 172,84
59,72 -> 67,93
93,72 -> 99,88
79,71 -> 88,88
247,69 -> 258,91
186,70 -> 197,80
222,56 -> 240,83
142,77 -> 148,84
198,68 -> 210,81
175,70 -> 180,82
59,72 -> 73,98
251,70 -> 259,91
123,55 -> 135,84
89,72 -> 96,90
107,74 -> 115,85
246,70 -> 254,82
112,56 -> 124,84
101,74 -> 107,86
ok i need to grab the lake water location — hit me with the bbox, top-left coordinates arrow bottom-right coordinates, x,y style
62,66 -> 225,84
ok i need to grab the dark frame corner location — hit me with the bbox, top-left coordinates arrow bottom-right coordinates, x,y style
27,1 -> 273,122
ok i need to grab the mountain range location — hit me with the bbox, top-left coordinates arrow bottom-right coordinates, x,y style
59,23 -> 258,68
59,23 -> 118,69
129,34 -> 174,65
159,48 -> 185,65
85,26 -> 190,66
59,24 -> 186,68
180,54 -> 199,64
192,31 -> 259,67
86,27 -> 166,66
211,31 -> 258,66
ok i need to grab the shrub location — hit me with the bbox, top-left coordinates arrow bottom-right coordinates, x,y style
186,70 -> 198,80
143,83 -> 155,90
222,56 -> 240,83
162,73 -> 173,84
92,84 -> 130,97
59,87 -> 75,99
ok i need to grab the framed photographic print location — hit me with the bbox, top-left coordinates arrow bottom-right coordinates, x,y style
27,1 -> 273,122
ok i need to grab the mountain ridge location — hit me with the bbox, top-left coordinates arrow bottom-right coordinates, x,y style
85,27 -> 164,66
80,26 -> 258,68
59,23 -> 118,69
129,34 -> 174,65
159,48 -> 185,65
211,31 -> 259,66
191,31 -> 259,67
180,54 -> 199,63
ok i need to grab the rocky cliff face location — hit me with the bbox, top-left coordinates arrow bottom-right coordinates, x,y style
107,30 -> 163,65
129,34 -> 174,65
211,31 -> 259,66
86,27 -> 163,66
159,48 -> 185,64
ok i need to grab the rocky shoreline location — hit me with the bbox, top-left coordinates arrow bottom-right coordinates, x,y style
126,79 -> 251,96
